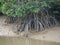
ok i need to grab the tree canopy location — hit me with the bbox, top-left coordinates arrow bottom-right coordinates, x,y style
0,0 -> 60,17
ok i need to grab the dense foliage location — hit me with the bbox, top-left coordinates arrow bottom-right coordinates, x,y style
0,0 -> 60,17
0,0 -> 39,17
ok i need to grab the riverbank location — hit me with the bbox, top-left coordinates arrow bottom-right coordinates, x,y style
0,16 -> 60,45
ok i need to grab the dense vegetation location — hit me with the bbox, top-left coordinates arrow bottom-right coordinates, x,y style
0,0 -> 60,34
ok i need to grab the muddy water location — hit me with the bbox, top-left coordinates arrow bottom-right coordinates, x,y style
0,36 -> 60,45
